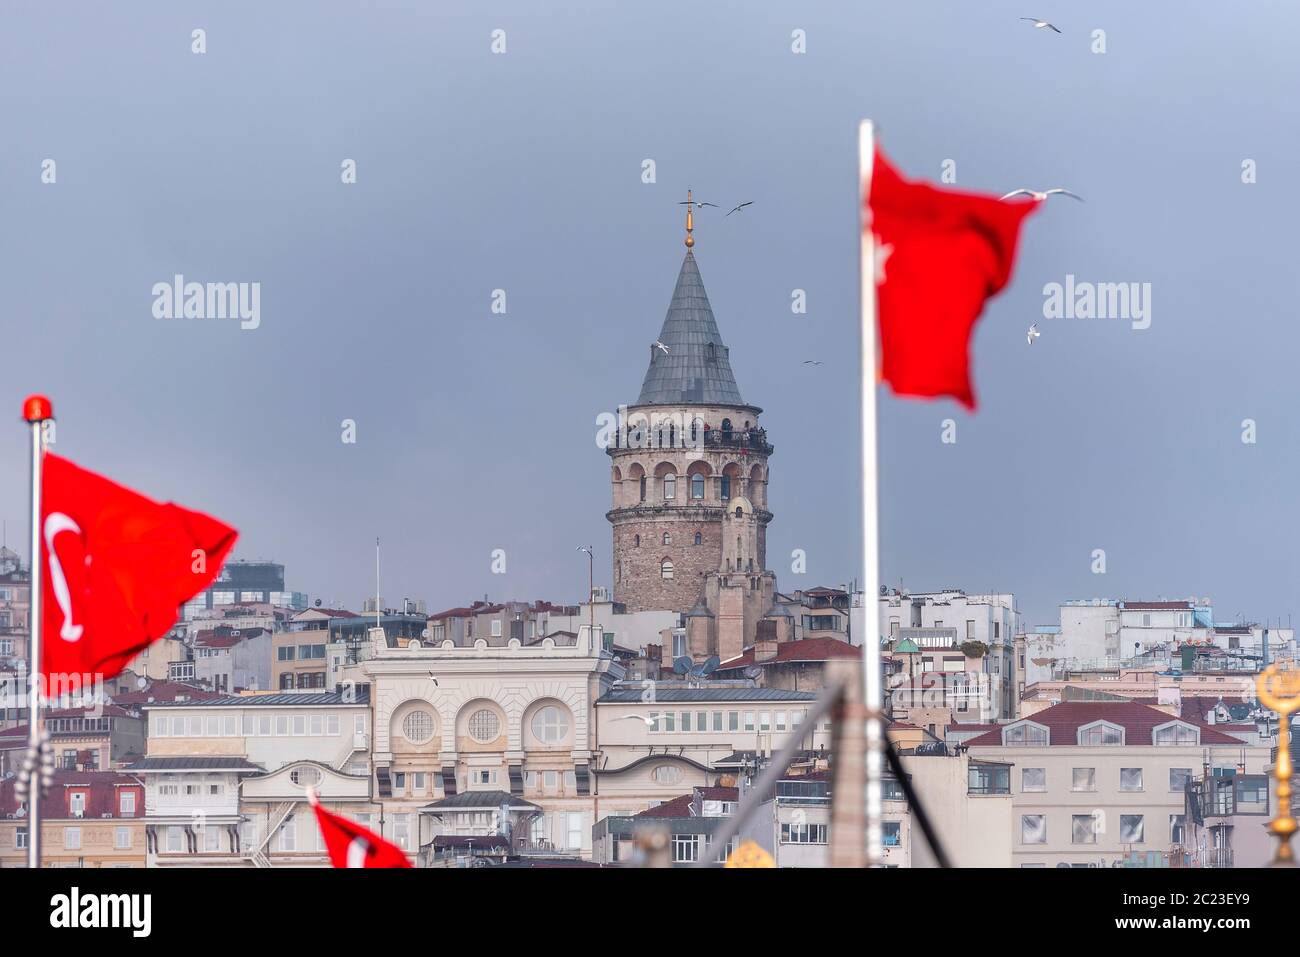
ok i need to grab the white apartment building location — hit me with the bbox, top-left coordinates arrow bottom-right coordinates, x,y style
137,690 -> 375,867
965,701 -> 1265,868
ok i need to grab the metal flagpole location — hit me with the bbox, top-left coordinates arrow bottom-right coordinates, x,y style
858,121 -> 884,866
22,394 -> 52,869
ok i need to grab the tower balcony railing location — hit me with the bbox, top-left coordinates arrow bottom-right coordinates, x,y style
608,427 -> 772,456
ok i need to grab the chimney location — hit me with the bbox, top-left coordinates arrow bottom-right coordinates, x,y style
755,639 -> 779,663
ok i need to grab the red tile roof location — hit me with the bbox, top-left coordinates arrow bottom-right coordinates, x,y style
635,794 -> 694,818
964,701 -> 1249,747
0,770 -> 144,818
110,682 -> 221,707
720,638 -> 861,669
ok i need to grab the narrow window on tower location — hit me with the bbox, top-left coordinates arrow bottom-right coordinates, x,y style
693,531 -> 702,546
661,560 -> 674,580
663,473 -> 676,500
721,475 -> 731,501
640,476 -> 646,502
634,534 -> 640,547
662,532 -> 671,546
691,474 -> 704,500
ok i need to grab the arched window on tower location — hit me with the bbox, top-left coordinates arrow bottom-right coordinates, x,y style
662,532 -> 671,546
634,534 -> 640,547
639,476 -> 646,502
693,531 -> 702,546
661,560 -> 674,580
691,474 -> 705,500
721,475 -> 731,501
663,473 -> 676,501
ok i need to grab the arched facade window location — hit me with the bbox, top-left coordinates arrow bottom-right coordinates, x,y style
639,476 -> 646,501
661,560 -> 674,580
662,532 -> 671,546
691,474 -> 705,499
721,475 -> 731,500
663,473 -> 676,500
693,532 -> 702,546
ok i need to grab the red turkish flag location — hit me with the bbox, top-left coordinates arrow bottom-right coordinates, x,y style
40,453 -> 237,682
311,799 -> 412,868
868,147 -> 1040,410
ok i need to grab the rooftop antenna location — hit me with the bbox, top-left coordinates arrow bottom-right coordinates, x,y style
375,537 -> 381,631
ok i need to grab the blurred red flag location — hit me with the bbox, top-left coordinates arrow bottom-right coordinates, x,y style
868,147 -> 1040,409
312,799 -> 412,868
40,453 -> 237,681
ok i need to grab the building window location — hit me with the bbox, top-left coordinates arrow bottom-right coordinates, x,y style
639,476 -> 646,501
1078,722 -> 1124,746
393,814 -> 410,850
652,765 -> 683,786
403,710 -> 435,745
1120,768 -> 1144,792
881,821 -> 900,847
662,532 -> 671,546
566,812 -> 584,850
1071,813 -> 1100,844
1120,815 -> 1144,844
467,709 -> 500,743
663,474 -> 676,500
968,764 -> 1010,795
1154,723 -> 1199,746
634,534 -> 640,548
721,475 -> 731,501
120,791 -> 136,814
1022,768 -> 1046,792
780,823 -> 829,844
693,531 -> 702,545
1021,815 -> 1047,844
690,474 -> 705,500
64,827 -> 81,850
660,560 -> 674,580
1170,814 -> 1186,844
531,706 -> 569,744
1003,722 -> 1048,746
1072,768 -> 1097,792
1170,768 -> 1193,792
278,816 -> 297,852
166,826 -> 184,853
115,827 -> 131,849
672,834 -> 700,862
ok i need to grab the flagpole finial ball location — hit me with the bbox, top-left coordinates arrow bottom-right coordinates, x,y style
21,395 -> 53,423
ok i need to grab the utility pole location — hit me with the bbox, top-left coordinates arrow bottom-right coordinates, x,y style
577,546 -> 594,647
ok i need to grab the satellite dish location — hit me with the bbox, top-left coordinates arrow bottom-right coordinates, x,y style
672,656 -> 693,676
744,665 -> 763,680
315,599 -> 322,607
136,677 -> 148,689
688,662 -> 707,680
701,655 -> 721,676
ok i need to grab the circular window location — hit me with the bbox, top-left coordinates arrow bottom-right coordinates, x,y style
468,709 -> 500,743
290,765 -> 321,787
652,765 -> 684,786
403,709 -> 435,745
531,706 -> 570,744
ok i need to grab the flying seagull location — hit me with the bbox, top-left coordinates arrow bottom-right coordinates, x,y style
802,359 -> 823,366
678,200 -> 719,209
1020,17 -> 1061,32
652,340 -> 670,355
726,202 -> 753,217
1027,323 -> 1040,345
1000,187 -> 1084,202
611,714 -> 657,727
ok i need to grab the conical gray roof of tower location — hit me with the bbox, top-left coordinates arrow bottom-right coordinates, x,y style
637,251 -> 745,406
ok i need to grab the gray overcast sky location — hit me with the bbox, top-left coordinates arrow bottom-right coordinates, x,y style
3,2 -> 1297,629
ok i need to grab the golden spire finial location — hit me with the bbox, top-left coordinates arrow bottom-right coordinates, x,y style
684,189 -> 695,249
1256,663 -> 1300,866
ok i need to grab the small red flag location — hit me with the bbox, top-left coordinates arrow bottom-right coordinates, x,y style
311,797 -> 412,868
868,147 -> 1040,409
40,453 -> 237,682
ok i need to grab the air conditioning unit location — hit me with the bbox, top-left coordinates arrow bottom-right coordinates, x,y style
72,810 -> 84,818
101,813 -> 113,819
